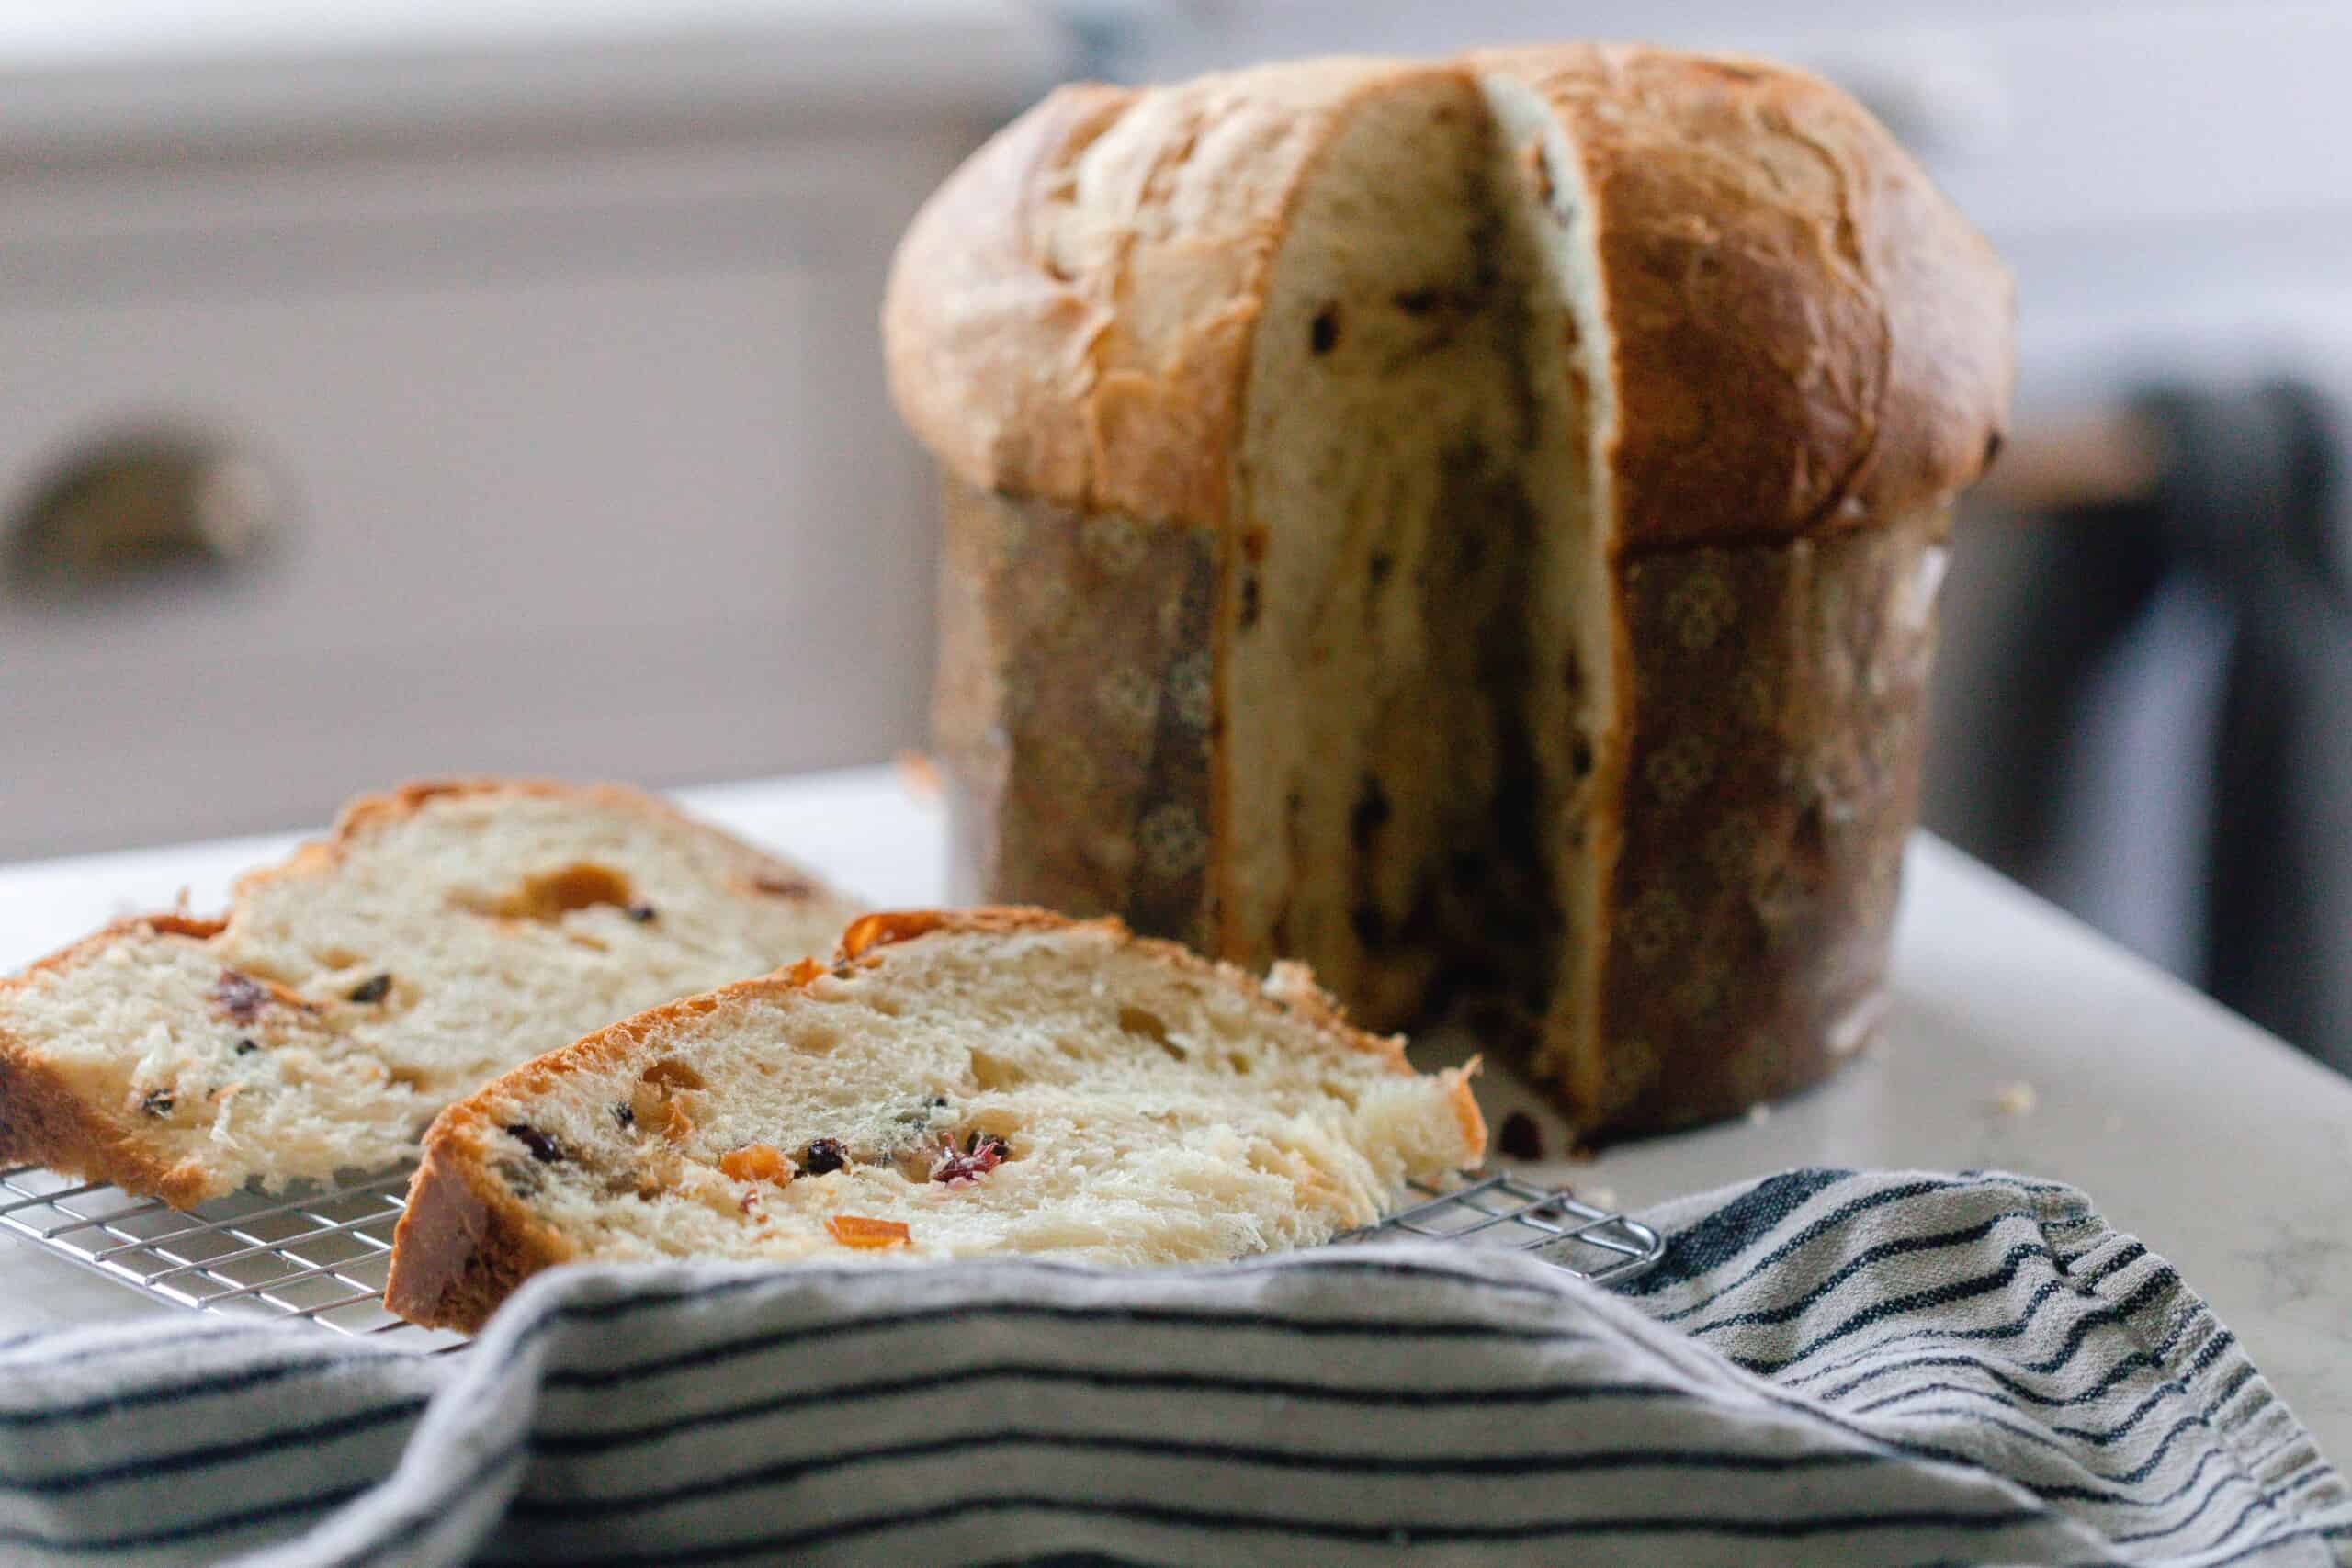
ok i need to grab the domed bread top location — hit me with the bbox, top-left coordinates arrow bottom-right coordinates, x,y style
1471,43 -> 2014,547
882,42 -> 2012,549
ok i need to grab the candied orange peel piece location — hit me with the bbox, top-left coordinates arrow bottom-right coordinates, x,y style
824,1214 -> 912,1249
718,1143 -> 793,1185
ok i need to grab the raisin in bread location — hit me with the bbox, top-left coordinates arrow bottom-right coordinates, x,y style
384,908 -> 1486,1332
886,44 -> 2013,1135
0,781 -> 854,1204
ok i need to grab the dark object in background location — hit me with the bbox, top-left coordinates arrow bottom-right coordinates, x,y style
5,428 -> 285,602
1939,381 -> 2351,1071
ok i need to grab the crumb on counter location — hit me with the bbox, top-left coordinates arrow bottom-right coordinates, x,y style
1745,1102 -> 1771,1127
896,750 -> 943,797
1994,1080 -> 2038,1117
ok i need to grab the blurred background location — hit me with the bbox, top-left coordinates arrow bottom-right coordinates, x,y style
2,0 -> 2346,1066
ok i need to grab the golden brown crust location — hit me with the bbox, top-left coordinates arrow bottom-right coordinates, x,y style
0,915 -> 229,1202
888,44 -> 2010,549
885,58 -> 1453,530
383,1136 -> 579,1335
1472,43 -> 2011,550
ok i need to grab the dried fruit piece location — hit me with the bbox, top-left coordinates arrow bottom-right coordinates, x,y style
627,1080 -> 698,1142
824,1214 -> 910,1249
626,904 -> 659,924
214,970 -> 270,1022
506,1123 -> 563,1163
801,1137 -> 849,1176
718,1143 -> 793,1185
931,1131 -> 1009,1186
346,973 -> 393,1004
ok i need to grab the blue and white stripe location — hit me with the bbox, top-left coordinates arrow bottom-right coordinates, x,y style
0,1169 -> 2343,1566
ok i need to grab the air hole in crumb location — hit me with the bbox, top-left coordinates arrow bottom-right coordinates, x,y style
1320,1078 -> 1363,1111
968,1049 -> 1031,1091
1119,1006 -> 1187,1062
641,1058 -> 707,1091
795,1022 -> 842,1056
386,1066 -> 429,1091
316,946 -> 364,970
1227,1053 -> 1253,1076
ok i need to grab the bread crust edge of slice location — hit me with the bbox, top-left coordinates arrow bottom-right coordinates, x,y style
0,778 -> 844,1206
0,914 -> 232,1206
385,906 -> 1487,1334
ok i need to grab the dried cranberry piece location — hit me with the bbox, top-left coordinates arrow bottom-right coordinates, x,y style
802,1137 -> 848,1176
931,1132 -> 1009,1186
214,970 -> 269,1022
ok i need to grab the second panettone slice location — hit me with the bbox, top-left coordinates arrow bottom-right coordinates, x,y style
386,908 -> 1487,1332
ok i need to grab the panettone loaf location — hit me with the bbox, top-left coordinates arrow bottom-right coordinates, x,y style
0,781 -> 854,1204
385,908 -> 1485,1333
886,44 -> 2014,1135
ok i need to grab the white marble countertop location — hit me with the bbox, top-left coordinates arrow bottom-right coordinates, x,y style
4,766 -> 2348,1461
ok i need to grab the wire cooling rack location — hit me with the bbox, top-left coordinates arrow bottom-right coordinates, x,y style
0,1163 -> 466,1350
0,1163 -> 1660,1347
1335,1173 -> 1665,1285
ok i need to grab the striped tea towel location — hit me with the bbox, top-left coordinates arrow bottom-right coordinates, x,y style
0,1168 -> 2344,1567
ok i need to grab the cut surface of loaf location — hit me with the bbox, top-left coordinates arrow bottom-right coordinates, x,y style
385,908 -> 1486,1333
0,781 -> 854,1204
891,44 -> 2014,1136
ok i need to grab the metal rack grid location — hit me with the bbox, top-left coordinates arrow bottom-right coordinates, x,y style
1337,1172 -> 1665,1286
1,1163 -> 1660,1346
0,1163 -> 466,1350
